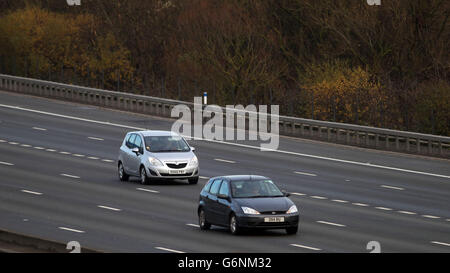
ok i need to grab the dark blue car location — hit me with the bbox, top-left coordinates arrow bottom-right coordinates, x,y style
198,175 -> 299,235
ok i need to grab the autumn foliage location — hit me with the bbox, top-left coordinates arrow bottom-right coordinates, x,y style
0,0 -> 448,135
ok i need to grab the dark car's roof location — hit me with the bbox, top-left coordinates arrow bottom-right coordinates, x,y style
212,175 -> 269,181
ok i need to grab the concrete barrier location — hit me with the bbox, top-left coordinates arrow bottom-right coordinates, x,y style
0,228 -> 101,253
1,74 -> 449,158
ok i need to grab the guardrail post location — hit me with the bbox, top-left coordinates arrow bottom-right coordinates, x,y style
406,138 -> 410,151
417,138 -> 421,153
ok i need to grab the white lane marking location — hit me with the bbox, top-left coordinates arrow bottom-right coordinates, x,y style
88,137 -> 104,141
431,241 -> 450,247
0,139 -> 6,143
8,142 -> 19,145
33,146 -> 45,150
186,223 -> 200,228
2,103 -> 449,180
72,154 -> 85,157
214,158 -> 236,164
155,247 -> 185,253
381,185 -> 404,191
290,244 -> 321,251
447,219 -> 450,222
310,196 -> 327,200
20,144 -> 31,147
21,190 -> 43,195
97,205 -> 122,212
88,156 -> 99,160
59,151 -> 71,155
136,188 -> 159,193
345,179 -> 351,182
397,211 -> 417,215
294,171 -> 317,177
352,203 -> 369,207
101,159 -> 114,163
317,221 -> 346,227
422,215 -> 440,219
58,227 -> 85,233
331,199 -> 349,203
291,192 -> 307,196
0,161 -> 14,166
32,127 -> 47,131
375,207 -> 393,211
45,149 -> 57,152
199,176 -> 210,179
60,174 -> 80,179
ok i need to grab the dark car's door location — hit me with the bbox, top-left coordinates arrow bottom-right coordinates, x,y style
216,180 -> 232,226
205,179 -> 222,224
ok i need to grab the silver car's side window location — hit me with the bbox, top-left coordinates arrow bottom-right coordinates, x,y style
127,134 -> 136,149
134,135 -> 142,149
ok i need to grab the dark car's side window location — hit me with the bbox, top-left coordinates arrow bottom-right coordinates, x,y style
209,180 -> 222,195
126,134 -> 136,149
218,180 -> 229,197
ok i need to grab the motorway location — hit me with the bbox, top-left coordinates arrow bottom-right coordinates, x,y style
0,89 -> 449,253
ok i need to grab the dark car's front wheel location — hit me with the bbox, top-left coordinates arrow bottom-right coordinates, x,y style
229,214 -> 241,235
198,208 -> 211,230
286,226 -> 298,235
118,162 -> 129,182
188,177 -> 199,185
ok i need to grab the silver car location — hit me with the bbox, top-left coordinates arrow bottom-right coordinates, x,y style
118,130 -> 199,184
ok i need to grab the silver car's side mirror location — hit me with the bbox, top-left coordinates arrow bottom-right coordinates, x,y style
191,146 -> 195,152
131,147 -> 140,155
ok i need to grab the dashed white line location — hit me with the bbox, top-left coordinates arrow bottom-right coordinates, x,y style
375,207 -> 393,211
294,171 -> 317,177
291,192 -> 307,196
422,215 -> 440,219
58,227 -> 85,233
60,174 -> 80,179
136,188 -> 159,193
352,203 -> 369,207
186,223 -> 200,228
8,142 -> 19,145
97,205 -> 122,212
199,176 -> 210,179
214,158 -> 236,164
20,144 -> 31,147
88,156 -> 99,160
88,137 -> 104,141
72,154 -> 85,157
381,185 -> 404,191
310,196 -> 327,200
21,190 -> 43,195
101,159 -> 114,163
290,244 -> 321,251
0,161 -> 14,166
59,151 -> 71,155
317,221 -> 346,227
45,149 -> 57,152
431,241 -> 450,247
155,247 -> 185,253
331,199 -> 349,203
32,127 -> 47,131
397,211 -> 417,215
0,139 -> 6,143
33,146 -> 45,150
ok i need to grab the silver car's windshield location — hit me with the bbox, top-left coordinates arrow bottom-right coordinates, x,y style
144,135 -> 190,153
231,180 -> 284,198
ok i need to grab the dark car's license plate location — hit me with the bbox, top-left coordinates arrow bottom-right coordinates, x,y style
264,217 -> 284,223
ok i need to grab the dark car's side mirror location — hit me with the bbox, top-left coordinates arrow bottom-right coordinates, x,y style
282,190 -> 290,197
217,194 -> 230,201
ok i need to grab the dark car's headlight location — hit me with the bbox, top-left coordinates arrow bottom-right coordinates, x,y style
241,207 -> 260,215
286,205 -> 298,214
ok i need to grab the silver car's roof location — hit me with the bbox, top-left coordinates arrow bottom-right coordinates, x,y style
136,130 -> 181,137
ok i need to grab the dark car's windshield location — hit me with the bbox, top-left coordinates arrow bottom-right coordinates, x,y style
144,135 -> 190,152
231,180 -> 284,198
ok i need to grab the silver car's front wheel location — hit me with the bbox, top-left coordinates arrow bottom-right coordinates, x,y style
118,162 -> 129,181
140,167 -> 149,185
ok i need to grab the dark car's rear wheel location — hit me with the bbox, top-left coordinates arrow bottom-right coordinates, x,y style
286,226 -> 298,235
188,177 -> 199,185
140,166 -> 150,185
229,214 -> 241,235
118,162 -> 129,182
198,208 -> 211,230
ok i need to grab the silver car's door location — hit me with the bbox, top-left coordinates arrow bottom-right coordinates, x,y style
123,134 -> 136,174
129,134 -> 144,175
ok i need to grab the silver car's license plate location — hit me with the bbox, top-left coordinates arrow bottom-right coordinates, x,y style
264,217 -> 284,223
169,170 -> 186,175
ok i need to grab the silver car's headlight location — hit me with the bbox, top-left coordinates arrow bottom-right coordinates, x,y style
189,155 -> 198,166
241,207 -> 260,215
286,205 -> 298,214
148,157 -> 163,167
